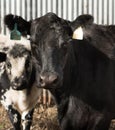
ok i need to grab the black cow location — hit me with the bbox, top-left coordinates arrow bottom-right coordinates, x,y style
5,13 -> 115,130
0,36 -> 41,130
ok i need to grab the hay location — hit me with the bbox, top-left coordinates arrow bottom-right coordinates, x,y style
0,104 -> 60,130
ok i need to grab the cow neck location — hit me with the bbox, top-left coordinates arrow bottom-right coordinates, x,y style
63,43 -> 78,88
50,43 -> 78,105
50,87 -> 67,105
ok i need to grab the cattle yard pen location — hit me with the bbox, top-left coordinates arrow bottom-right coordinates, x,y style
0,0 -> 115,35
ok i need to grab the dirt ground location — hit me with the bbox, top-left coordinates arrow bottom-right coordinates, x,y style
0,104 -> 60,130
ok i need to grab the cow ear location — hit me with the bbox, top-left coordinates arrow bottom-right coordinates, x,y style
72,26 -> 83,40
71,14 -> 94,30
75,14 -> 94,25
4,14 -> 31,36
70,15 -> 93,40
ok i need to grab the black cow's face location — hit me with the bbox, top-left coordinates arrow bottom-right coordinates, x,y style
30,13 -> 73,89
0,38 -> 32,90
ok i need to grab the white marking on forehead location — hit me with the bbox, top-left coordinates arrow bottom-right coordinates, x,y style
9,38 -> 31,51
8,56 -> 26,80
0,36 -> 31,55
5,38 -> 31,50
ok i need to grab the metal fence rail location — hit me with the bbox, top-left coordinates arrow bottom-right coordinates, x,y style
0,0 -> 115,35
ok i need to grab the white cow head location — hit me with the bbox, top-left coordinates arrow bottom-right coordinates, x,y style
0,35 -> 32,90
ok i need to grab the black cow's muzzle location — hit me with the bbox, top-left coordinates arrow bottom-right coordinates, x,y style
39,73 -> 61,89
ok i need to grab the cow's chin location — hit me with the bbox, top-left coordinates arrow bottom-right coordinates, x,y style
38,80 -> 63,90
11,82 -> 28,90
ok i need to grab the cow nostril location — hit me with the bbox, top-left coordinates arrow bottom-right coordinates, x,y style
14,77 -> 19,83
39,76 -> 46,87
39,74 -> 58,86
49,75 -> 58,84
40,76 -> 44,83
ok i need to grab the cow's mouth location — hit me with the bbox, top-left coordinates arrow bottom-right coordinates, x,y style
38,79 -> 62,90
11,81 -> 28,90
38,73 -> 62,89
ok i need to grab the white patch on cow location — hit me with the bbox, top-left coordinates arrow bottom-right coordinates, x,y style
0,35 -> 31,53
0,35 -> 9,45
22,120 -> 27,130
22,113 -> 29,130
1,89 -> 11,110
13,114 -> 18,123
18,85 -> 41,113
72,26 -> 83,40
1,85 -> 41,114
22,111 -> 28,121
7,55 -> 26,81
8,37 -> 31,51
1,89 -> 5,93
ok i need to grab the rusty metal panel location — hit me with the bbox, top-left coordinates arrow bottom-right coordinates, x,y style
0,0 -> 114,35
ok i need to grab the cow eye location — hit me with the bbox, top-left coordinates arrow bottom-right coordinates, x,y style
6,61 -> 11,69
68,38 -> 73,43
61,42 -> 68,50
0,52 -> 6,63
25,58 -> 30,68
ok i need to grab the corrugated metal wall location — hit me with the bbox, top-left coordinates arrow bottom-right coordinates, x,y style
0,0 -> 115,35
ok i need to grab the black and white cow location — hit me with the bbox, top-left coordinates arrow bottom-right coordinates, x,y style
5,13 -> 115,130
0,35 -> 41,130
